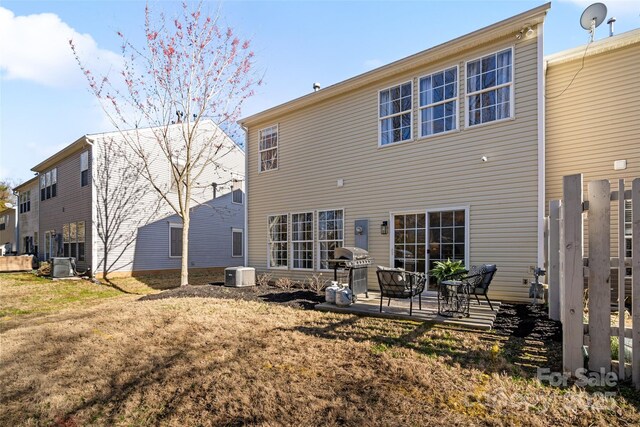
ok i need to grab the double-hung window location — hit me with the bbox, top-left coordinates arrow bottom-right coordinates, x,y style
40,168 -> 57,201
379,82 -> 412,146
466,48 -> 513,126
318,209 -> 344,270
80,151 -> 89,187
291,212 -> 313,269
19,191 -> 31,214
259,125 -> 278,172
419,67 -> 458,137
0,215 -> 6,231
268,214 -> 288,268
62,221 -> 85,261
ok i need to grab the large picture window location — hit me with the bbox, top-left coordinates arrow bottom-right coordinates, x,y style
419,66 -> 458,137
318,209 -> 344,270
291,212 -> 313,269
379,81 -> 412,146
259,125 -> 278,172
466,48 -> 513,126
268,215 -> 288,268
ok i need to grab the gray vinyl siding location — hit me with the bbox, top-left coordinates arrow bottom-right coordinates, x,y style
92,121 -> 246,274
131,192 -> 244,271
545,35 -> 640,258
37,145 -> 93,271
16,180 -> 39,254
245,32 -> 542,302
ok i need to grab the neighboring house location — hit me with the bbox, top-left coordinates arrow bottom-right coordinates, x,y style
240,4 -> 551,302
0,207 -> 17,254
545,29 -> 640,262
13,177 -> 40,256
29,119 -> 245,276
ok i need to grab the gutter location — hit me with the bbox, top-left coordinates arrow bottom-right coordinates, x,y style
86,136 -> 98,277
241,124 -> 249,268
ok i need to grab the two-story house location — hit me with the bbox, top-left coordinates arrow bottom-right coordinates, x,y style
0,206 -> 17,254
29,119 -> 245,277
13,176 -> 39,255
240,3 -> 551,302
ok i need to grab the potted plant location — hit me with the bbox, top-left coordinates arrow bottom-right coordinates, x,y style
429,259 -> 467,286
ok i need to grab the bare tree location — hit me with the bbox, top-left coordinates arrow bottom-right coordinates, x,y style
94,138 -> 160,281
72,1 -> 260,285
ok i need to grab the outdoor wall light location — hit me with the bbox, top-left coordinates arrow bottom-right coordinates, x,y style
481,156 -> 489,162
381,221 -> 388,235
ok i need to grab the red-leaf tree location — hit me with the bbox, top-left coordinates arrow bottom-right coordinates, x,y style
71,1 -> 260,286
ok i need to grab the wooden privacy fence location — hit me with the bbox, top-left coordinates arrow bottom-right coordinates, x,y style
546,175 -> 639,389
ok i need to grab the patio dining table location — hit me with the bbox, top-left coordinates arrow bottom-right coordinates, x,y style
438,280 -> 470,318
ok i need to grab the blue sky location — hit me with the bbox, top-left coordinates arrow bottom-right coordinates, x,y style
1,0 -> 639,184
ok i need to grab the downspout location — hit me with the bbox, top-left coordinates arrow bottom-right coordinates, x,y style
537,22 -> 546,270
241,124 -> 249,267
86,136 -> 98,277
12,190 -> 19,254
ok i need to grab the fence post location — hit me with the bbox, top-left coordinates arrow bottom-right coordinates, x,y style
617,180 -> 626,380
562,174 -> 584,375
587,180 -> 611,372
549,200 -> 561,321
632,178 -> 640,390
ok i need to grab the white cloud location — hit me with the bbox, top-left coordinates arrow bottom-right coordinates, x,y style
560,0 -> 640,16
0,7 -> 121,87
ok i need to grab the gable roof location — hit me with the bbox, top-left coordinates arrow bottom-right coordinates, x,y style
13,176 -> 38,193
239,2 -> 551,127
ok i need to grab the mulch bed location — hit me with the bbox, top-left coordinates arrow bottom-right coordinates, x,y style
139,283 -> 324,310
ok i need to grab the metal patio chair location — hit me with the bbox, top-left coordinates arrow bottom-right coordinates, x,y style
376,268 -> 426,316
463,264 -> 498,311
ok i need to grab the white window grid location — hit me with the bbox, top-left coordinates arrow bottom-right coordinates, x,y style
268,214 -> 288,268
291,212 -> 314,270
317,209 -> 344,270
379,81 -> 413,146
259,125 -> 278,172
465,48 -> 513,127
232,228 -> 243,258
393,213 -> 427,273
19,191 -> 31,214
419,66 -> 458,137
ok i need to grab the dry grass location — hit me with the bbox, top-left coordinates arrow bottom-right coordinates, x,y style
0,273 -> 638,426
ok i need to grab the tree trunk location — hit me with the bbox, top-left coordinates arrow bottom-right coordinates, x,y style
180,213 -> 190,286
103,240 -> 109,282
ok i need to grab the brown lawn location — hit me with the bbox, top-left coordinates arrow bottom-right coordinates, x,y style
0,272 -> 638,426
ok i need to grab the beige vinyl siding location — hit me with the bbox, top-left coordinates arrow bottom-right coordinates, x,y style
546,38 -> 640,258
247,33 -> 541,302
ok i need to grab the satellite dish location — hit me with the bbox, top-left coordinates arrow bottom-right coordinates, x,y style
580,3 -> 608,41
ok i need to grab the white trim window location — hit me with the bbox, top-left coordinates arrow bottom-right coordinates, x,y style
291,212 -> 313,269
259,125 -> 278,172
466,48 -> 513,126
317,209 -> 344,270
40,168 -> 57,201
80,151 -> 89,187
268,214 -> 288,268
419,66 -> 458,137
0,215 -> 6,231
232,228 -> 243,258
232,189 -> 243,204
379,81 -> 412,146
169,223 -> 183,258
393,213 -> 427,273
19,191 -> 31,214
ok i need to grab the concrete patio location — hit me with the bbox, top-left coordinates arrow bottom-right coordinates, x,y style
315,291 -> 500,330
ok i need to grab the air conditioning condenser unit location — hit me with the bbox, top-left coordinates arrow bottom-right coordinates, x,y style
224,267 -> 256,287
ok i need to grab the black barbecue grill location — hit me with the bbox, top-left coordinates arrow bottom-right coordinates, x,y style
327,247 -> 372,301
